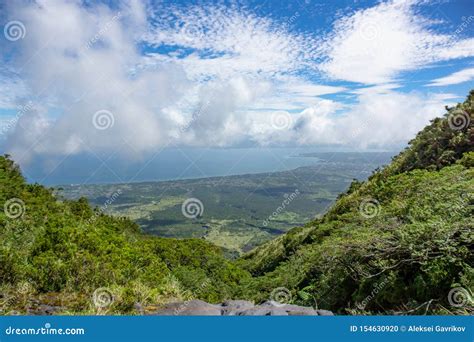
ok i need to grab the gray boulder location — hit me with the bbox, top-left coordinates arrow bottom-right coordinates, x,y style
259,301 -> 318,316
238,307 -> 288,316
221,300 -> 255,315
148,299 -> 334,316
150,300 -> 222,316
315,309 -> 334,316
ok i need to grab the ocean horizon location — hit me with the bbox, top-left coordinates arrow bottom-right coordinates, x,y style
19,147 -> 394,186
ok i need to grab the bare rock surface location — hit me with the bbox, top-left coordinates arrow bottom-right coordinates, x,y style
147,299 -> 334,316
150,299 -> 222,316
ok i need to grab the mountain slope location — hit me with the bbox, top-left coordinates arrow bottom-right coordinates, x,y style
0,156 -> 249,314
1,91 -> 472,316
237,91 -> 474,314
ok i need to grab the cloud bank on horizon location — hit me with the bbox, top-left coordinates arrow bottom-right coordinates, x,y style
0,0 -> 473,163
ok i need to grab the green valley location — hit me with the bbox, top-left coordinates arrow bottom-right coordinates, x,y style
0,90 -> 473,316
59,152 -> 393,255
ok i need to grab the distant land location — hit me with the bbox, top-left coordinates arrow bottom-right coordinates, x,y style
19,147 -> 395,185
59,152 -> 394,256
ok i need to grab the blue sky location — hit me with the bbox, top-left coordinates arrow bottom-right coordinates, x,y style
0,0 -> 473,166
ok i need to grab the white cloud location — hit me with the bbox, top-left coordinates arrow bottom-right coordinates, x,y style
0,67 -> 29,108
144,5 -> 319,82
428,67 -> 474,86
331,91 -> 452,147
2,0 -> 191,162
319,0 -> 474,84
350,83 -> 402,95
0,0 -> 471,165
241,91 -> 452,149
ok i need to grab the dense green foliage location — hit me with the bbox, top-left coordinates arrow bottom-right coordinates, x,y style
1,91 -> 472,315
237,91 -> 474,314
384,90 -> 473,175
0,157 -> 249,314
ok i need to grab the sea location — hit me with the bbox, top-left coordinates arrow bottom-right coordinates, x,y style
17,147 -> 393,186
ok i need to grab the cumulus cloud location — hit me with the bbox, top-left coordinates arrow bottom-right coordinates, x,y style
248,91 -> 454,148
0,0 -> 471,165
2,0 -> 192,162
319,0 -> 474,84
331,91 -> 454,147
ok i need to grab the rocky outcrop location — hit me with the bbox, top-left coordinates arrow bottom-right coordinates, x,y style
146,300 -> 334,316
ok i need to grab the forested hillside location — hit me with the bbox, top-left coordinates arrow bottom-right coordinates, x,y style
1,91 -> 472,315
237,91 -> 474,314
0,156 -> 249,314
